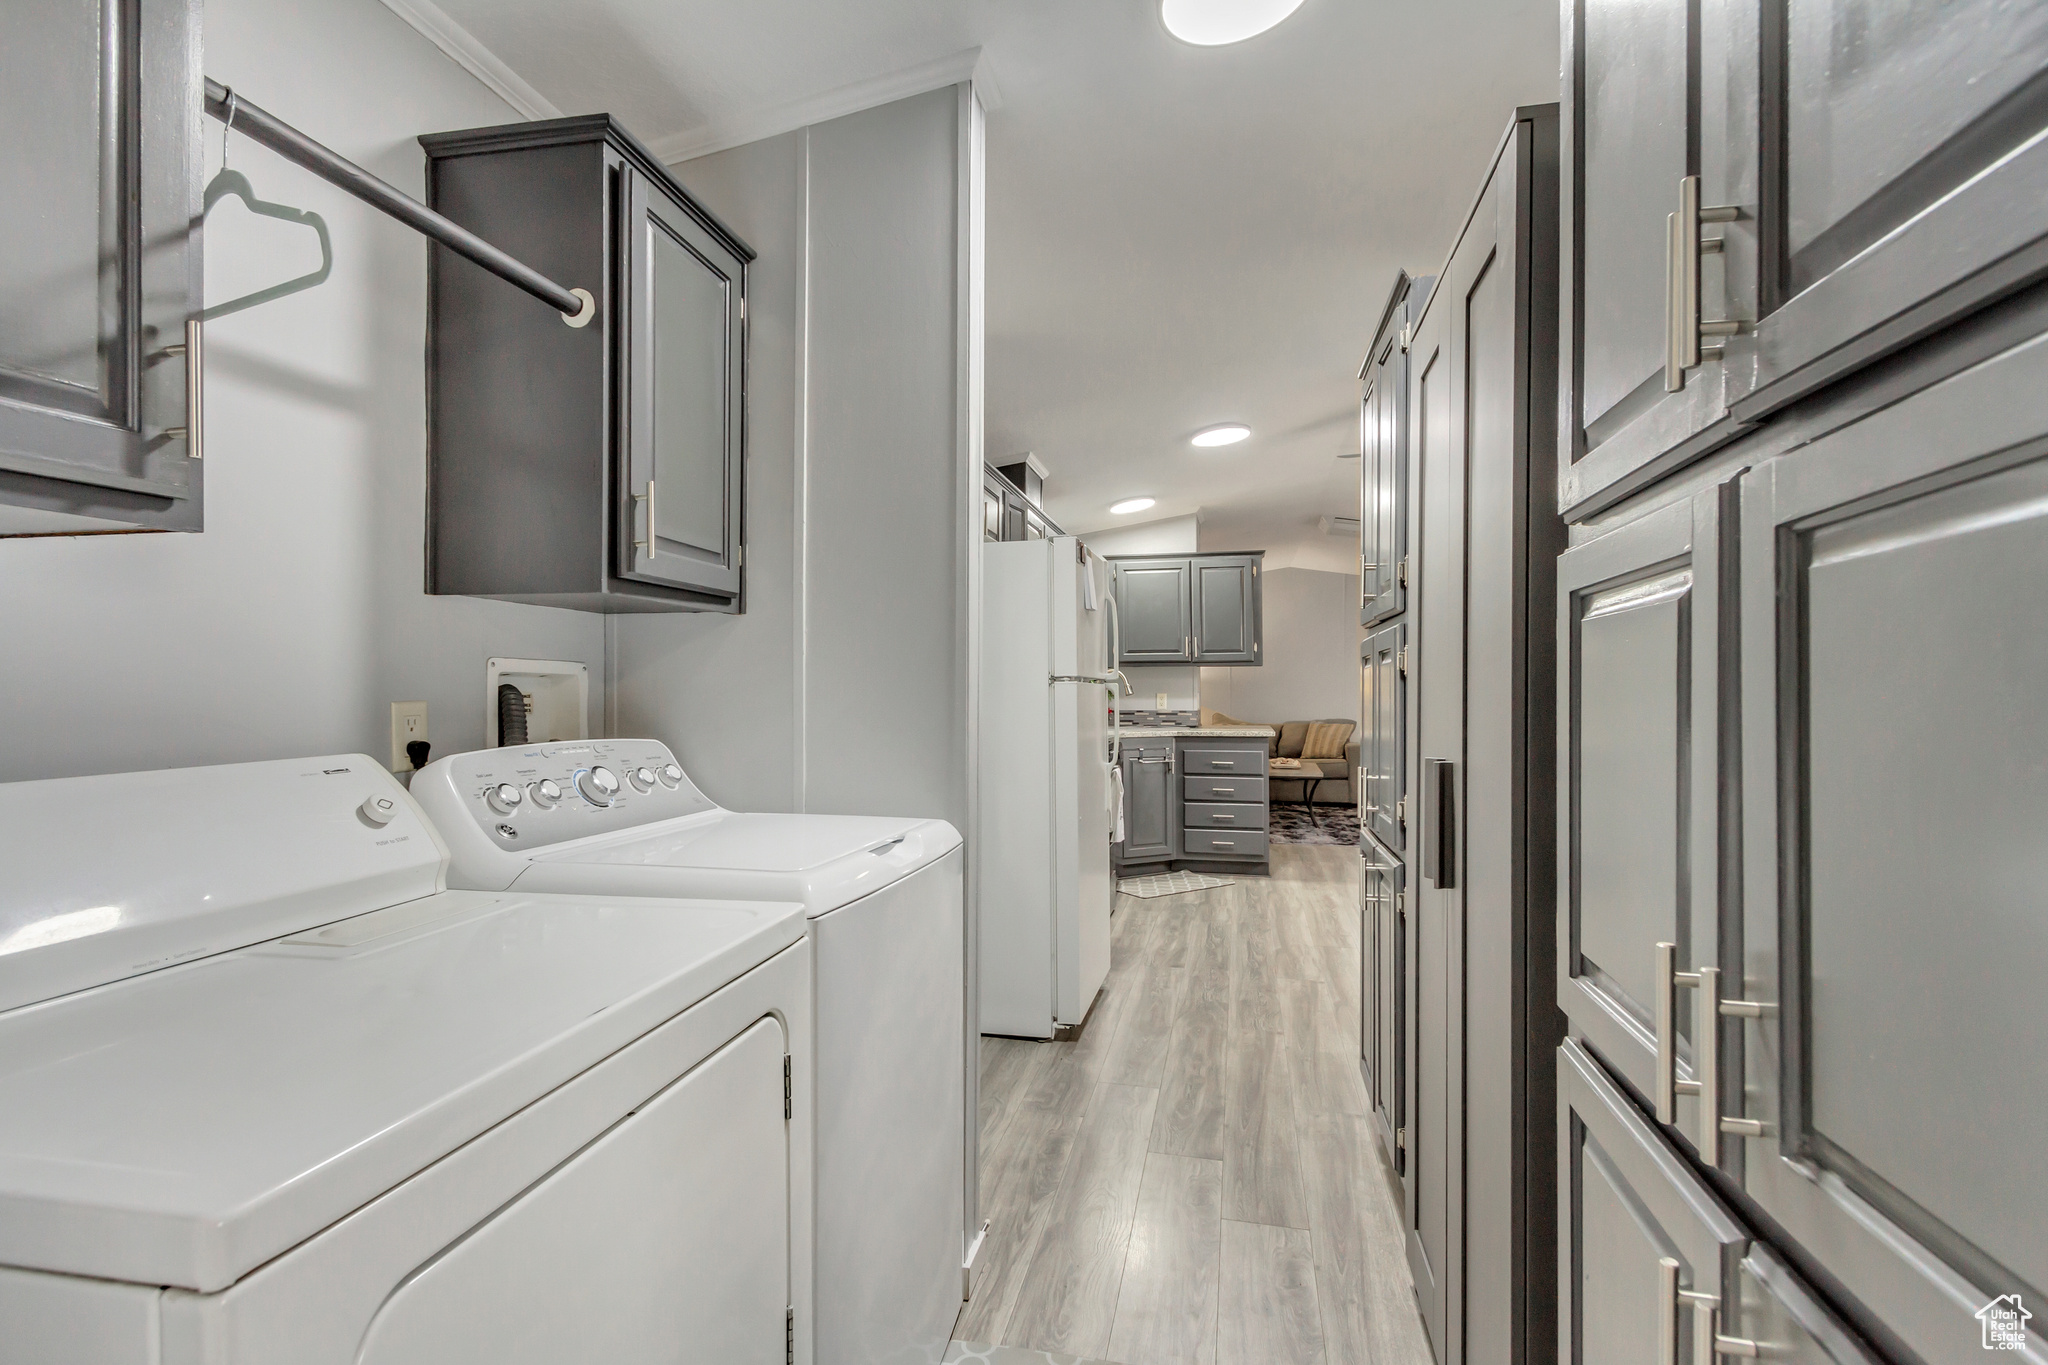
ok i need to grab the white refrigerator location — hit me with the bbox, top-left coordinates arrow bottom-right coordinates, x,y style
980,536 -> 1124,1038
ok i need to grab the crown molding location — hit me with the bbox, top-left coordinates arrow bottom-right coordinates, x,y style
649,47 -> 999,164
377,0 -> 562,121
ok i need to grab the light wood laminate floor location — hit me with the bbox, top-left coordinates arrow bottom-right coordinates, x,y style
961,845 -> 1434,1365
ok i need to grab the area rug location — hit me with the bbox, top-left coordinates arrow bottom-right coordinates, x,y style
1269,801 -> 1362,846
946,1344 -> 1124,1365
1115,870 -> 1235,899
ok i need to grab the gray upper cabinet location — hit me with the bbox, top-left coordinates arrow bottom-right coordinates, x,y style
1363,622 -> 1406,856
1555,486 -> 1729,1166
1361,273 -> 1427,626
420,116 -> 752,613
1559,1040 -> 1882,1365
621,165 -> 745,598
1732,329 -> 2048,1364
1560,0 -> 1759,518
1110,557 -> 1192,662
0,0 -> 202,535
1191,555 -> 1259,663
1564,0 -> 2048,520
1110,552 -> 1263,666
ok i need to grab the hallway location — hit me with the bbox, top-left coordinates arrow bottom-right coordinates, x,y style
958,845 -> 1434,1365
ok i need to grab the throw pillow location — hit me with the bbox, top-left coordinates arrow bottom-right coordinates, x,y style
1302,719 -> 1354,759
1277,720 -> 1309,758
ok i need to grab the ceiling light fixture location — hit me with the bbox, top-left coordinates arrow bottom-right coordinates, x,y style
1160,0 -> 1307,47
1110,497 -> 1157,515
1191,424 -> 1251,448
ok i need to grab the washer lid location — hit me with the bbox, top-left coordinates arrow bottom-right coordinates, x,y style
534,812 -> 962,915
0,889 -> 804,1292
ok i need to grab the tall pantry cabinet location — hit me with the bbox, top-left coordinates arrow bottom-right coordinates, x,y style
1556,2 -> 2048,1362
1360,106 -> 1565,1365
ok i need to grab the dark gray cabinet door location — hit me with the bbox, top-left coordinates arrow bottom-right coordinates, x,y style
0,0 -> 201,533
1735,332 -> 2048,1364
1112,558 -> 1192,663
1120,747 -> 1175,862
1362,296 -> 1413,626
619,167 -> 746,597
1555,487 -> 1729,1166
1560,0 -> 1760,518
1363,623 -> 1407,855
1362,843 -> 1408,1179
1190,555 -> 1258,663
1739,0 -> 2048,419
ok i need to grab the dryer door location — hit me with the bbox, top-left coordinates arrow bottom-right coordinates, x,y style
357,1017 -> 789,1364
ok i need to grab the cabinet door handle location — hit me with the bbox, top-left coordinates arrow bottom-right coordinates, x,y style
1659,950 -> 1774,1153
1665,176 -> 1743,391
635,479 -> 655,556
1420,759 -> 1454,887
159,318 -> 204,459
1211,760 -> 1235,767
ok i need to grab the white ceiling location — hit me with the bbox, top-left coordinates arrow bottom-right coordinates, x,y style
418,0 -> 1561,568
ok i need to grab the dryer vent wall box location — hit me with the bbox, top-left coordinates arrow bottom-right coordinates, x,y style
486,658 -> 589,748
0,756 -> 813,1365
419,115 -> 753,615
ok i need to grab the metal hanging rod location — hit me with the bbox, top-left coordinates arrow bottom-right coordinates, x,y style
203,79 -> 595,327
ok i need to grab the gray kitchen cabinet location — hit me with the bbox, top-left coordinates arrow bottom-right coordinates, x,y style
1559,1040 -> 1881,1365
1362,841 -> 1407,1179
1563,0 -> 2048,520
1109,557 -> 1193,662
1727,330 -> 2048,1364
1361,272 -> 1428,626
1109,552 -> 1264,666
1554,484 -> 1731,1166
1407,107 -> 1563,1365
420,115 -> 752,613
0,0 -> 202,536
1190,555 -> 1259,663
1362,622 -> 1406,855
983,466 -> 1064,543
1117,740 -> 1176,864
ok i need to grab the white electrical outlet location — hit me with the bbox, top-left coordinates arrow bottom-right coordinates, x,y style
1156,692 -> 1169,710
390,701 -> 428,772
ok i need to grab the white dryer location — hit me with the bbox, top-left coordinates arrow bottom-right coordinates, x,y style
410,739 -> 966,1365
0,756 -> 812,1365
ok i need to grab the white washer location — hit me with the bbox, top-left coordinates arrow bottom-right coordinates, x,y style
411,739 -> 965,1365
0,755 -> 812,1365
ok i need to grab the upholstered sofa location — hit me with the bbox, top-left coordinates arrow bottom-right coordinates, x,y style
1202,711 -> 1359,806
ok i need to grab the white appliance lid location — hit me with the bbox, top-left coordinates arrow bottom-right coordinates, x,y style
533,812 -> 962,915
0,889 -> 804,1292
0,756 -> 443,1014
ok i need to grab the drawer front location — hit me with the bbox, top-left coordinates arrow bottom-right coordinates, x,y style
1183,774 -> 1265,802
1181,829 -> 1268,859
1181,801 -> 1264,829
1179,746 -> 1266,775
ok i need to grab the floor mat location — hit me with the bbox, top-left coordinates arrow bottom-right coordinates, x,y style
1269,801 -> 1362,846
1115,870 -> 1235,899
946,1345 -> 1124,1365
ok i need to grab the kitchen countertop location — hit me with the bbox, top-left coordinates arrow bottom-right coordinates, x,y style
1119,724 -> 1276,738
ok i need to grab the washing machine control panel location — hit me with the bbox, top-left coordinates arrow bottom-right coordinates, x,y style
436,740 -> 716,849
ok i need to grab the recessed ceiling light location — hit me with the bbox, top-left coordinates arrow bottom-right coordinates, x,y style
1191,424 -> 1251,448
1161,0 -> 1307,47
1110,497 -> 1157,516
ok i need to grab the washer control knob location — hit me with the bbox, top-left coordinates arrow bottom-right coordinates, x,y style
485,783 -> 524,815
629,765 -> 656,792
576,766 -> 620,806
528,778 -> 563,809
359,794 -> 399,827
659,763 -> 684,788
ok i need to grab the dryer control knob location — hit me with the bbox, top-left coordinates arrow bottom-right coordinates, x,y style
359,794 -> 399,827
576,766 -> 620,806
629,766 -> 656,792
658,763 -> 683,788
528,778 -> 562,809
486,783 -> 524,815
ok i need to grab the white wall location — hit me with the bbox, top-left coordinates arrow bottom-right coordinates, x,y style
609,132 -> 803,813
1201,566 -> 1362,726
611,87 -> 982,830
0,0 -> 605,783
1080,514 -> 1202,711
